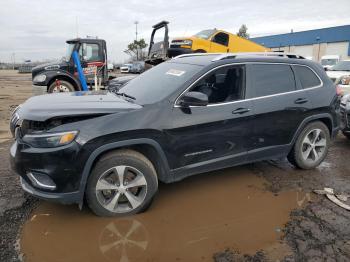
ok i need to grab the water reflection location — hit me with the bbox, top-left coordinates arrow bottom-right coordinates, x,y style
21,169 -> 311,262
99,219 -> 148,262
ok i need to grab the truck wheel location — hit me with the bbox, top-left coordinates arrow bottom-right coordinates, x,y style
288,121 -> 330,169
86,149 -> 158,217
48,80 -> 75,93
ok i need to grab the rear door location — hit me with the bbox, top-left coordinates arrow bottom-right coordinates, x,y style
210,32 -> 230,53
167,64 -> 254,171
245,63 -> 313,159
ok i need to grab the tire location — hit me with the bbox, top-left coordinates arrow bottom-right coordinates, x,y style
86,149 -> 158,217
48,80 -> 75,93
342,131 -> 350,140
194,49 -> 206,53
288,121 -> 330,169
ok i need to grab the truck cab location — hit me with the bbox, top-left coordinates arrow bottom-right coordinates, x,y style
321,55 -> 340,70
32,38 -> 108,93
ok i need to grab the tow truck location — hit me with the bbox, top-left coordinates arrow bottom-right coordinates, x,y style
32,37 -> 109,93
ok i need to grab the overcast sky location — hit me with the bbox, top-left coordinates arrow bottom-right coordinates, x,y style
0,0 -> 349,63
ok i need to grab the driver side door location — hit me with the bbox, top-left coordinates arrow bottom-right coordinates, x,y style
166,64 -> 254,173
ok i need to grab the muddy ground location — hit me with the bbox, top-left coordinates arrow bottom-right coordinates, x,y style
1,70 -> 350,261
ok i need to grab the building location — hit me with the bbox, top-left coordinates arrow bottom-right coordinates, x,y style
250,25 -> 350,62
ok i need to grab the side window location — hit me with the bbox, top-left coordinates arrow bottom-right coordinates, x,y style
249,64 -> 296,98
293,65 -> 321,89
212,32 -> 229,46
190,65 -> 245,104
79,43 -> 101,62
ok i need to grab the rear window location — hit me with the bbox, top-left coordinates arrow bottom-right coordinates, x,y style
293,65 -> 321,88
249,64 -> 296,98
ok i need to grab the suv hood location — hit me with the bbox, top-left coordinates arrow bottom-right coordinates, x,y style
17,91 -> 142,122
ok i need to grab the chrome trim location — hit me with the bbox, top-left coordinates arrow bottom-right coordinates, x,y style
27,172 -> 56,190
174,62 -> 323,108
211,52 -> 305,61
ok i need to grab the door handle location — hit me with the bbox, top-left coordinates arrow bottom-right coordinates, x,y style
232,108 -> 250,114
294,98 -> 309,104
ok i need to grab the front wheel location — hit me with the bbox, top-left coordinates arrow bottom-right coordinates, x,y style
48,80 -> 75,93
288,121 -> 330,169
86,150 -> 158,217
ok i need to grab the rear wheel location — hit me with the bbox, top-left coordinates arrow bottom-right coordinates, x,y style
288,121 -> 330,169
86,150 -> 158,217
48,80 -> 75,93
194,49 -> 206,53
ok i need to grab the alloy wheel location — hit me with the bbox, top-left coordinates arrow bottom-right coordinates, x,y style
301,128 -> 327,163
95,165 -> 148,213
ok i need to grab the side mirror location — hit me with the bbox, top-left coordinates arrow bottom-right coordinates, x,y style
179,91 -> 208,107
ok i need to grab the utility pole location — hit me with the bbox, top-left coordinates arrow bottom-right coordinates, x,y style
134,21 -> 139,60
76,16 -> 79,37
12,53 -> 15,70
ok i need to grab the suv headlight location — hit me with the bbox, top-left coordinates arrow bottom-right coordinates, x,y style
22,131 -> 78,148
339,75 -> 350,85
33,74 -> 47,83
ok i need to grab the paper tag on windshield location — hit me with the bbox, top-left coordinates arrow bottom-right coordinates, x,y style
166,69 -> 185,76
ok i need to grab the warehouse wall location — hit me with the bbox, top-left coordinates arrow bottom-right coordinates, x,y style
271,41 -> 350,61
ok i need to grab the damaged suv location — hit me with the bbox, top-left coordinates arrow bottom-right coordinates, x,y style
10,53 -> 340,216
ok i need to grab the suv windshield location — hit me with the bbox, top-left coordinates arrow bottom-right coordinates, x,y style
330,61 -> 350,71
193,29 -> 217,40
119,62 -> 203,104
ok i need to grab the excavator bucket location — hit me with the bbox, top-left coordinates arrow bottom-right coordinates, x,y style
145,21 -> 169,66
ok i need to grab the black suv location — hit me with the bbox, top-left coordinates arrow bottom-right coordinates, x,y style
10,53 -> 340,216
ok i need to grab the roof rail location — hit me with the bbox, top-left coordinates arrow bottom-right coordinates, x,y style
211,52 -> 305,61
173,52 -> 305,61
172,53 -> 223,59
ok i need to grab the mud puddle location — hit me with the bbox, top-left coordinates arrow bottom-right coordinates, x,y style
20,167 -> 311,262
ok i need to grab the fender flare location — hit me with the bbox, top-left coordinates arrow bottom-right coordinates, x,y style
46,71 -> 82,91
290,113 -> 335,146
77,138 -> 171,207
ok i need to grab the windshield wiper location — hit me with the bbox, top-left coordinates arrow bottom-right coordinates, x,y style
114,92 -> 136,100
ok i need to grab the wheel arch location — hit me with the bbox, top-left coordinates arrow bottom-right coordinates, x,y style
47,74 -> 81,92
78,138 -> 171,208
290,113 -> 335,148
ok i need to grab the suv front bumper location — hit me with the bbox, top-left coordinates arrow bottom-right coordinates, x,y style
10,139 -> 83,205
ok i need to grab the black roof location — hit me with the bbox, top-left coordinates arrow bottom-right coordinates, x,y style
66,38 -> 106,44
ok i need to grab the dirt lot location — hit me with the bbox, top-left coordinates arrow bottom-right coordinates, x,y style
1,70 -> 350,261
